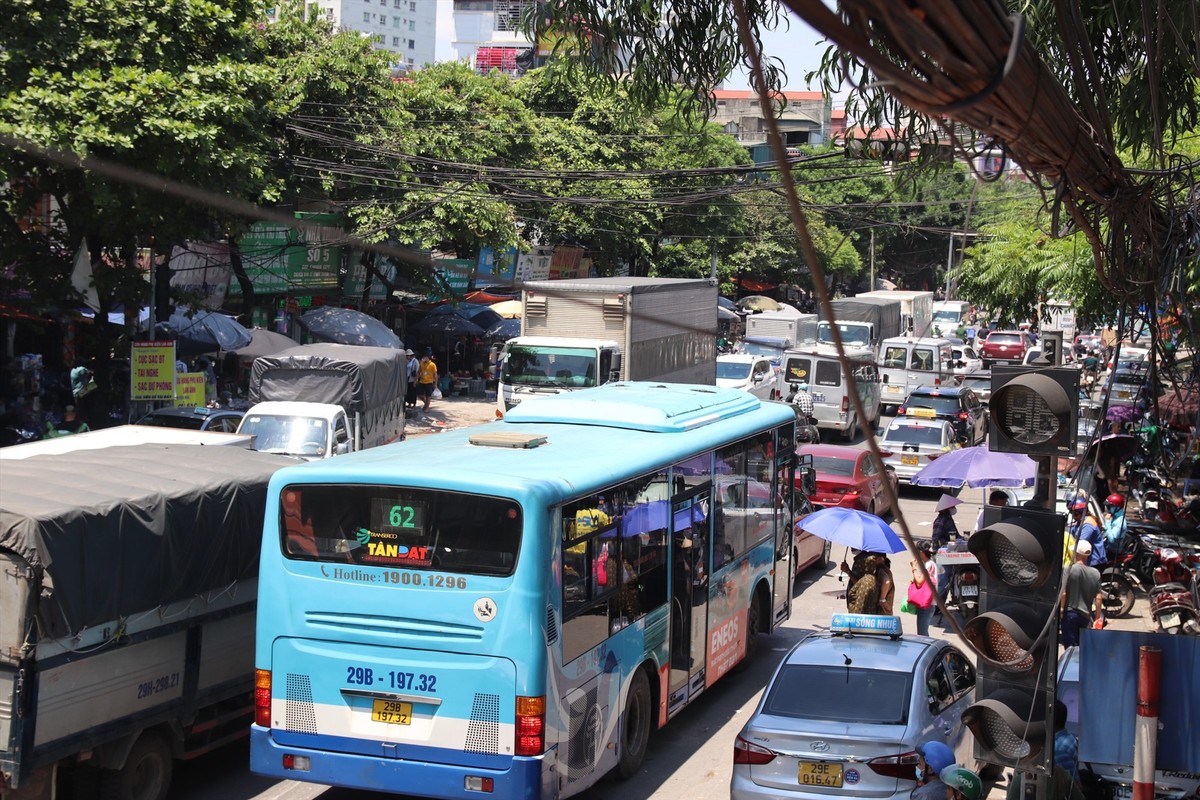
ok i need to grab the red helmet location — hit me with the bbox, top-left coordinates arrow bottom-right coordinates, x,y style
1106,494 -> 1125,509
1070,498 -> 1088,513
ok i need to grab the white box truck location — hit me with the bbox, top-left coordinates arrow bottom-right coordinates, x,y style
238,343 -> 406,458
498,277 -> 717,413
744,311 -> 818,347
0,444 -> 293,800
855,290 -> 935,337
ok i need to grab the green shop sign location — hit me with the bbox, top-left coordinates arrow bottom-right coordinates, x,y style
229,212 -> 344,294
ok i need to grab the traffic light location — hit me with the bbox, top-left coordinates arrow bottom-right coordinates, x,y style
989,365 -> 1078,456
961,505 -> 1065,771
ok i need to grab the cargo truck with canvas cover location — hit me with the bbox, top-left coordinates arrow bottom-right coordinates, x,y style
815,297 -> 903,357
0,444 -> 293,800
239,343 -> 405,459
498,277 -> 718,413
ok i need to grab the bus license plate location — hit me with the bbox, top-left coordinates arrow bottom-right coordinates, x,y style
960,585 -> 979,597
371,699 -> 413,725
901,454 -> 919,465
798,761 -> 842,787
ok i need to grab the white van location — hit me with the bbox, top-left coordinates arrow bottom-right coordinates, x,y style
780,347 -> 881,440
878,336 -> 956,410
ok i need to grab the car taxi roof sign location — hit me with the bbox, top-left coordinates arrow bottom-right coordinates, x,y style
831,613 -> 903,637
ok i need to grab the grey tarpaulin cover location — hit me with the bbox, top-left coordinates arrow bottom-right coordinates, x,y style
248,342 -> 405,411
0,444 -> 293,638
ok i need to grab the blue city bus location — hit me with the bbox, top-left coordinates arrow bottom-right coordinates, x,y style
251,383 -> 811,799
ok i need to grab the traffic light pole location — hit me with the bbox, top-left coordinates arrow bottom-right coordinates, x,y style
1032,454 -> 1058,800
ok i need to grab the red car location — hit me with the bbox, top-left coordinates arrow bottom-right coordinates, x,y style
979,329 -> 1031,367
796,443 -> 898,517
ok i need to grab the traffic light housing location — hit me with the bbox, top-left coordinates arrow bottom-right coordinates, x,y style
989,365 -> 1078,456
961,505 -> 1065,771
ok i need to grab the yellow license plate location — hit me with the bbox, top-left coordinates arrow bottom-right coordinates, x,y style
886,385 -> 902,394
798,761 -> 843,787
371,699 -> 413,725
908,407 -> 937,419
901,454 -> 919,465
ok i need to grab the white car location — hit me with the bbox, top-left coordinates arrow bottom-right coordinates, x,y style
717,354 -> 780,400
878,418 -> 959,482
951,346 -> 983,375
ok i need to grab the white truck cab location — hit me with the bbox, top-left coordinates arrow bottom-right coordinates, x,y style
237,400 -> 353,459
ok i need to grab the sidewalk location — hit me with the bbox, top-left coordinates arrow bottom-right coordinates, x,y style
404,393 -> 496,437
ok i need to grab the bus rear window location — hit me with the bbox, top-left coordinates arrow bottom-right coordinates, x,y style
279,485 -> 521,576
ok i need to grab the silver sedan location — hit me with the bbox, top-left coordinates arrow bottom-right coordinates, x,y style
731,615 -> 977,800
879,418 -> 959,483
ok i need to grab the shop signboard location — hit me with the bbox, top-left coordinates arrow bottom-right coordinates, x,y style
175,372 -> 207,407
515,247 -> 553,281
434,258 -> 474,293
343,254 -> 396,300
228,212 -> 344,295
131,341 -> 177,401
549,246 -> 585,280
476,246 -> 519,284
169,242 -> 232,309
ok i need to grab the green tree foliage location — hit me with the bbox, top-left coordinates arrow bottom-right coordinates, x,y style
0,0 -> 278,311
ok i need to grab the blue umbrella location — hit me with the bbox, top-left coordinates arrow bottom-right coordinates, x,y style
158,308 -> 252,355
795,507 -> 905,554
299,306 -> 403,349
485,318 -> 521,339
909,446 -> 1036,489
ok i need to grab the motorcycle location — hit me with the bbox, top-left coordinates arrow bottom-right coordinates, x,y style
786,385 -> 821,445
1099,532 -> 1160,617
1149,547 -> 1200,635
951,563 -> 981,620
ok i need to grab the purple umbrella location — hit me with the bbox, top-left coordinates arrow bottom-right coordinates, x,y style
1105,404 -> 1142,424
795,507 -> 905,554
909,445 -> 1037,489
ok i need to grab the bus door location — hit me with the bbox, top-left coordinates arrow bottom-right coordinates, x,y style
771,441 -> 795,625
668,487 -> 709,713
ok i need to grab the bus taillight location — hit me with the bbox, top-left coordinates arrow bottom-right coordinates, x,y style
255,669 -> 272,728
515,695 -> 545,756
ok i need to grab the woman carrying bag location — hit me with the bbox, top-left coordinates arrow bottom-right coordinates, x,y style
906,540 -> 937,635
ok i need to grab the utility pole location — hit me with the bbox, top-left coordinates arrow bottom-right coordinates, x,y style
869,229 -> 876,290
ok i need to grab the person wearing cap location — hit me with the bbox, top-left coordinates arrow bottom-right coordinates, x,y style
1068,498 -> 1106,567
1060,538 -> 1103,647
911,740 -> 955,799
404,349 -> 418,409
939,765 -> 983,800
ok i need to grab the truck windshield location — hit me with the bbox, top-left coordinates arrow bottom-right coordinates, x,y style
932,309 -> 963,323
817,322 -> 872,347
239,415 -> 329,456
279,485 -> 521,576
501,345 -> 598,388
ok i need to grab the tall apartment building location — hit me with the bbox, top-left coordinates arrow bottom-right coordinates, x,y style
299,0 -> 437,70
451,0 -> 537,75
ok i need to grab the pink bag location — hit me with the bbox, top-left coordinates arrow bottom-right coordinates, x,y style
907,579 -> 934,609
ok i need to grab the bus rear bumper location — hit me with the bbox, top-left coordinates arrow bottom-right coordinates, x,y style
250,726 -> 547,799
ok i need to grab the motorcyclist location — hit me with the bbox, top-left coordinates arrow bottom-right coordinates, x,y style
1103,493 -> 1127,553
787,382 -> 819,443
1068,498 -> 1107,567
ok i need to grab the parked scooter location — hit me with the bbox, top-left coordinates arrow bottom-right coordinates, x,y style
1149,547 -> 1200,635
948,555 -> 981,620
